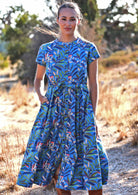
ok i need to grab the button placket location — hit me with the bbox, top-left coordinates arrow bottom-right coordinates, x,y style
68,44 -> 72,84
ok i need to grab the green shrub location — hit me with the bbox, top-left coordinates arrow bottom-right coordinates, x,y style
0,53 -> 9,69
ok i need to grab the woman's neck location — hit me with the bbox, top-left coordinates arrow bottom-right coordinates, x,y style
58,34 -> 78,43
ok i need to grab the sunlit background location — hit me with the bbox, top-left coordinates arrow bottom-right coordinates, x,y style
0,0 -> 137,22
0,0 -> 137,194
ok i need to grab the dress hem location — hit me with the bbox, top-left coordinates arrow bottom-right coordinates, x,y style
16,180 -> 107,190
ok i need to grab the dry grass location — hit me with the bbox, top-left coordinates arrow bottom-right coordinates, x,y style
130,50 -> 138,62
122,71 -> 138,79
0,125 -> 25,193
8,81 -> 38,111
0,82 -> 39,194
101,55 -> 130,67
100,50 -> 138,68
0,121 -> 39,194
9,81 -> 30,109
98,67 -> 138,143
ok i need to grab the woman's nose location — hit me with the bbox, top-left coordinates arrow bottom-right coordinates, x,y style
66,20 -> 71,25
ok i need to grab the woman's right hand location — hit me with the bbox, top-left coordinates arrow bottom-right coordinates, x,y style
39,95 -> 49,104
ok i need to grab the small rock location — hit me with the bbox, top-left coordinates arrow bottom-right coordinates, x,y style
127,61 -> 137,71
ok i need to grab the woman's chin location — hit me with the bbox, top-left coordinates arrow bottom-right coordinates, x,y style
62,30 -> 74,35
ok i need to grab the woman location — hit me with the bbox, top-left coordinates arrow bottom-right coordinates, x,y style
16,2 -> 108,195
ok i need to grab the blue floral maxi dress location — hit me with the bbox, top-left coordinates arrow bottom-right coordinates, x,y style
16,37 -> 108,191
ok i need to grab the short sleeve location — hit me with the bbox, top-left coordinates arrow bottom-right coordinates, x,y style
88,43 -> 100,65
36,44 -> 46,67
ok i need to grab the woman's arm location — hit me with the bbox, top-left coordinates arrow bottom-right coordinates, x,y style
88,59 -> 99,137
88,59 -> 99,116
34,64 -> 49,104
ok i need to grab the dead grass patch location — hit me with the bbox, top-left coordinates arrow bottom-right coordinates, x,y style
0,124 -> 28,192
101,55 -> 130,67
9,81 -> 30,109
98,75 -> 138,144
122,71 -> 138,79
8,81 -> 38,111
129,50 -> 138,61
100,50 -> 138,68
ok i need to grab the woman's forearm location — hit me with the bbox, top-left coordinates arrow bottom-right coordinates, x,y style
34,78 -> 44,99
34,65 -> 46,104
89,83 -> 99,116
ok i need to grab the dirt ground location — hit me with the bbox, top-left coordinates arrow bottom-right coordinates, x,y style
0,65 -> 138,195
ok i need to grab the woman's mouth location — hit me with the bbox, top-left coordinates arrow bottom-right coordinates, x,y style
64,28 -> 72,31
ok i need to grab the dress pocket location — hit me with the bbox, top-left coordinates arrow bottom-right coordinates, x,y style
41,101 -> 48,106
41,94 -> 50,106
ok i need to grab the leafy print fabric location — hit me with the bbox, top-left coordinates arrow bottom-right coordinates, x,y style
16,37 -> 108,191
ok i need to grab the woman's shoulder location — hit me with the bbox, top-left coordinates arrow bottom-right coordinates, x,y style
39,39 -> 56,51
78,37 -> 97,48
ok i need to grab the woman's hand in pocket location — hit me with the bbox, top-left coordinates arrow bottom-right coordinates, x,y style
39,95 -> 49,104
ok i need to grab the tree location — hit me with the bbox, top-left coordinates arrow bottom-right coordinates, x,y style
0,6 -> 41,64
0,6 -> 47,83
75,0 -> 98,24
19,31 -> 55,83
101,0 -> 138,51
0,5 -> 58,83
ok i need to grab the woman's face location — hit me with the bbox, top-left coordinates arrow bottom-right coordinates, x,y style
57,8 -> 80,37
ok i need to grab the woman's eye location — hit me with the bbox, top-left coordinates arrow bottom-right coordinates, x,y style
62,18 -> 66,21
70,18 -> 76,21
